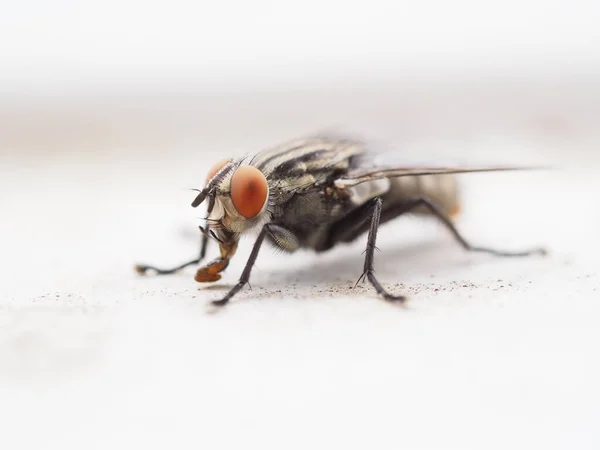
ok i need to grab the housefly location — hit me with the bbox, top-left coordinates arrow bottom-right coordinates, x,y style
135,135 -> 545,306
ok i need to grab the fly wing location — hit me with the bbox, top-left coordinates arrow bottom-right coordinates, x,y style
333,165 -> 541,188
290,133 -> 544,188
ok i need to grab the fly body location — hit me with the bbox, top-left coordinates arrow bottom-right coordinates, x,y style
136,135 -> 545,306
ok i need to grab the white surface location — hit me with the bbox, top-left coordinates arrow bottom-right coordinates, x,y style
1,88 -> 600,449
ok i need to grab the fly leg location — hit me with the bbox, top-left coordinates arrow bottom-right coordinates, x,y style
334,196 -> 544,303
134,228 -> 210,275
400,198 -> 547,257
357,197 -> 406,302
211,224 -> 271,306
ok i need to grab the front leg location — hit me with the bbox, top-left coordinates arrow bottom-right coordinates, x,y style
211,224 -> 273,306
135,226 -> 210,275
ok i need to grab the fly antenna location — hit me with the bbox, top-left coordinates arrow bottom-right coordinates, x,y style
191,188 -> 209,208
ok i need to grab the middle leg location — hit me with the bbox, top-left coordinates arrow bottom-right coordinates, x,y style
356,197 -> 406,302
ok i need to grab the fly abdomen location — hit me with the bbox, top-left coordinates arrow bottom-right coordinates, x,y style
386,174 -> 461,218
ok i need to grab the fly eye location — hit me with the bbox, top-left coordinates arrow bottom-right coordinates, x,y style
205,158 -> 232,184
230,166 -> 269,219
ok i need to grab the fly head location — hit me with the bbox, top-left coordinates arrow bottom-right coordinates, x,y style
192,157 -> 271,240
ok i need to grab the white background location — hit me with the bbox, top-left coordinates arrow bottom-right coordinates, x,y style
1,1 -> 600,449
2,0 -> 600,90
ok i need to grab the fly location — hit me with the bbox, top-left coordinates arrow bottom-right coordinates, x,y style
135,135 -> 546,306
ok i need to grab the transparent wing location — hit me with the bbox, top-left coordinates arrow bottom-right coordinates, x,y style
335,151 -> 544,188
303,132 -> 548,188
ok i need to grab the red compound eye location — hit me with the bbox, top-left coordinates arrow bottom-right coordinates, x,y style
230,166 -> 268,219
205,158 -> 232,185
